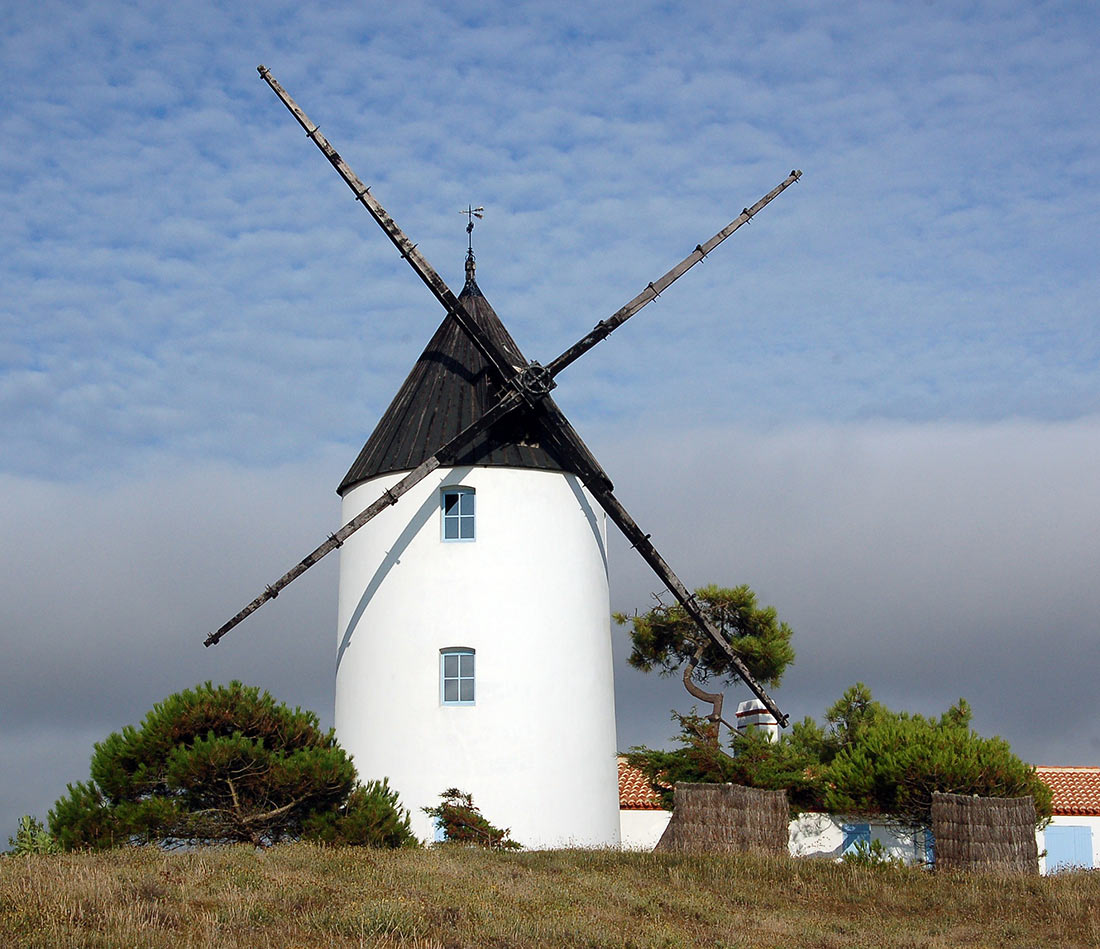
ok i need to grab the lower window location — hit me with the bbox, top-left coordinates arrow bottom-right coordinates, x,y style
440,648 -> 475,705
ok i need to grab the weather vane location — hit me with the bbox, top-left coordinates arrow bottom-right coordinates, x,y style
460,205 -> 484,281
460,205 -> 484,253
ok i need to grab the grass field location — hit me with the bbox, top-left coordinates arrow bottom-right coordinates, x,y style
2,844 -> 1098,948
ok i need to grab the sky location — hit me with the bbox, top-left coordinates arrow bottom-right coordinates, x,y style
2,0 -> 1098,839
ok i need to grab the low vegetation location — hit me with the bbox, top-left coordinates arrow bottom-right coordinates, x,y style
3,844 -> 1098,948
47,681 -> 415,851
422,788 -> 521,850
629,683 -> 1052,827
5,817 -> 58,856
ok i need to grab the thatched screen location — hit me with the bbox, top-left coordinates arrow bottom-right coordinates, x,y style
931,792 -> 1038,874
654,783 -> 788,854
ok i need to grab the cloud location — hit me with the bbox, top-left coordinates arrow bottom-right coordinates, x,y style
2,0 -> 1098,837
4,1 -> 1098,485
601,416 -> 1100,765
3,417 -> 1098,835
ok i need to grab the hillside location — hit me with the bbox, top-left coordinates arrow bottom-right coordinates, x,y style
2,844 -> 1098,948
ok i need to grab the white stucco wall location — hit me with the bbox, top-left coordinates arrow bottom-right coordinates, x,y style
619,809 -> 671,850
789,813 -> 931,864
619,808 -> 933,862
336,465 -> 620,849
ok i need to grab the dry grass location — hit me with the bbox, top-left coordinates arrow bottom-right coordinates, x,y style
2,844 -> 1098,948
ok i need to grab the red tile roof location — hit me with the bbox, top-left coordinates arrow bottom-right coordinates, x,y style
1036,767 -> 1100,816
618,759 -> 665,810
618,761 -> 1100,816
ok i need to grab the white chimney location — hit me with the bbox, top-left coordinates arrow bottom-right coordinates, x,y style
736,699 -> 779,742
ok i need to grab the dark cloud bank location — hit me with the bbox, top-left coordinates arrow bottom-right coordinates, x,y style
3,418 -> 1097,836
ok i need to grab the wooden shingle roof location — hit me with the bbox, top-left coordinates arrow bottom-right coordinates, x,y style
338,276 -> 575,495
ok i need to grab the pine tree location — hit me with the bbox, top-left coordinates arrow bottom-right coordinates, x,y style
627,684 -> 1052,828
821,696 -> 1052,827
615,584 -> 794,732
422,789 -> 521,850
49,681 -> 413,850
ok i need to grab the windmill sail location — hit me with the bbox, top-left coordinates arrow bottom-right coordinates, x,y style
209,67 -> 799,730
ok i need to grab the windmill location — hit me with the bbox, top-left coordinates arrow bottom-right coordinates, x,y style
206,66 -> 801,846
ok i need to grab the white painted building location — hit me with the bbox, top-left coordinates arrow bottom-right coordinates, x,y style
619,759 -> 1099,871
1035,766 -> 1100,873
618,759 -> 676,850
618,760 -> 930,858
335,261 -> 620,848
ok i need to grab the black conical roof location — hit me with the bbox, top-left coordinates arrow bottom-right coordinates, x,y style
337,277 -> 574,495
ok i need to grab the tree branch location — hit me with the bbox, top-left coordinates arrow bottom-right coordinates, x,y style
682,643 -> 725,744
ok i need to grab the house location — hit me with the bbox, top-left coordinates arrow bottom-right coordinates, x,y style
617,759 -> 928,859
618,758 -> 673,850
618,759 -> 1100,871
1035,766 -> 1100,872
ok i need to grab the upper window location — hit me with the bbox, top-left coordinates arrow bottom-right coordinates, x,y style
441,487 -> 475,541
440,648 -> 475,705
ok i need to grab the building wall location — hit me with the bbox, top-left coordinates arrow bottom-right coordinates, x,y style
337,465 -> 620,849
623,806 -> 1100,872
620,809 -> 932,863
620,809 -> 672,850
790,813 -> 931,863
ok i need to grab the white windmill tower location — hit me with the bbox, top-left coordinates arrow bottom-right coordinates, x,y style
206,67 -> 798,849
334,245 -> 620,846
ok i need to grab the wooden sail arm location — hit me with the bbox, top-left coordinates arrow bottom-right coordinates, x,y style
205,371 -> 606,645
243,69 -> 802,722
592,482 -> 787,726
545,170 -> 802,379
257,65 -> 523,388
594,481 -> 786,725
204,390 -> 524,647
531,412 -> 789,727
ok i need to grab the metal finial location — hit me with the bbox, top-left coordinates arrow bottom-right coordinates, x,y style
460,205 -> 484,284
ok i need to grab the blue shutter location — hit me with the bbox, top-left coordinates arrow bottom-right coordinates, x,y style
841,823 -> 871,855
923,828 -> 935,866
1045,825 -> 1094,872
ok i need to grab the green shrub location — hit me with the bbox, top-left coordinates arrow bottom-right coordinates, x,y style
422,789 -> 521,850
823,710 -> 1053,827
5,815 -> 60,855
49,681 -> 357,850
302,779 -> 417,848
628,684 -> 1051,830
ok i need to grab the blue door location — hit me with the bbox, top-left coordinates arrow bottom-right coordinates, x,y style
1045,825 -> 1093,872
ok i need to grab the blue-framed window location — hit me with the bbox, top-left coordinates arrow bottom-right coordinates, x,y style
441,648 -> 475,705
441,487 -> 475,541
